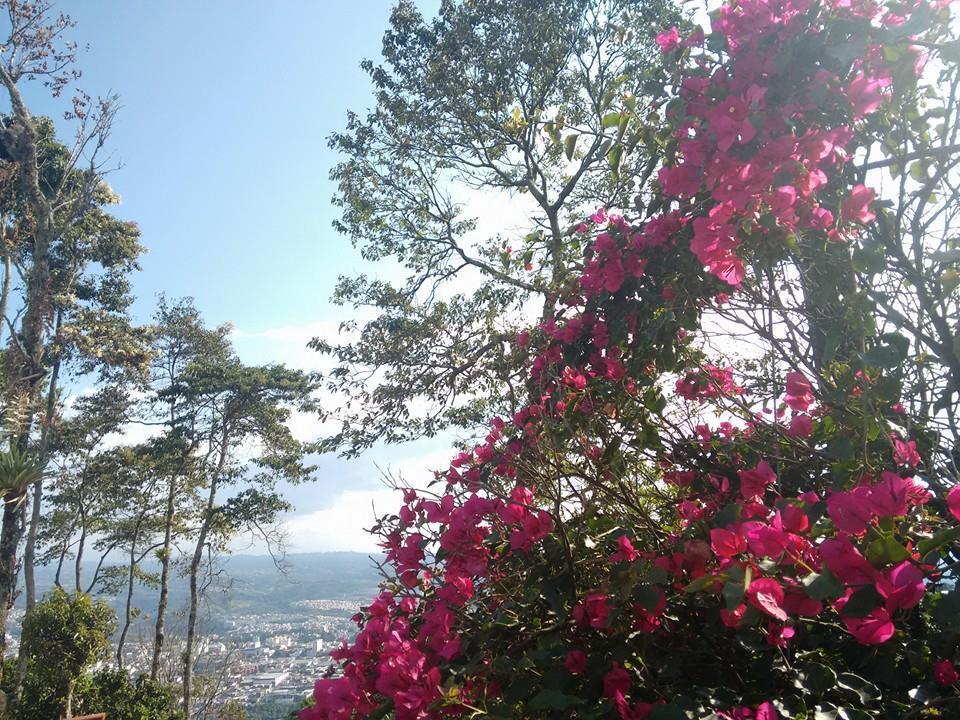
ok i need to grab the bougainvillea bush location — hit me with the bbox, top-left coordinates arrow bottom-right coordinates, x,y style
304,0 -> 960,717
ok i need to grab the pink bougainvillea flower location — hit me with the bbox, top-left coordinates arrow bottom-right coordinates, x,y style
766,622 -> 795,648
738,460 -> 777,501
841,184 -> 877,224
787,413 -> 813,437
509,511 -> 552,552
603,662 -> 632,698
614,692 -> 657,720
827,488 -> 873,535
783,371 -> 814,412
877,561 -> 925,611
745,523 -> 789,559
934,659 -> 959,685
783,590 -> 821,617
846,73 -> 890,118
779,503 -> 810,534
302,677 -> 358,720
891,433 -> 921,468
563,649 -> 587,675
868,471 -> 910,517
632,587 -> 667,633
573,592 -> 611,629
842,607 -> 896,645
656,26 -> 680,52
819,537 -> 876,586
610,534 -> 640,564
720,603 -> 747,628
710,527 -> 747,557
746,578 -> 788,621
755,702 -> 780,720
948,484 -> 960,522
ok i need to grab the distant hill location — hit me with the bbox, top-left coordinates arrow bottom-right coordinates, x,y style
26,551 -> 384,617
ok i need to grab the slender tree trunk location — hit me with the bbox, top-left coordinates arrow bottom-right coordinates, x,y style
54,539 -> 68,588
64,677 -> 74,720
182,493 -> 214,718
22,479 -> 43,611
0,244 -> 10,348
151,474 -> 177,681
116,518 -> 143,668
24,312 -> 63,611
74,520 -> 86,593
0,498 -> 23,663
183,425 -> 228,718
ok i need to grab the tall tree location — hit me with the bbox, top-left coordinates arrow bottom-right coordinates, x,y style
317,0 -> 680,455
0,1 -> 145,681
39,384 -> 135,596
173,359 -> 317,717
145,296 -> 231,682
16,151 -> 148,624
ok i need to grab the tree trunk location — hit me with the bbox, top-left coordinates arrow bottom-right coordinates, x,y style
24,312 -> 63,611
183,425 -> 228,718
151,474 -> 177,681
0,245 -> 10,348
0,498 -> 23,663
183,493 -> 213,719
116,519 -> 143,668
74,522 -> 86,593
54,540 -> 68,588
64,677 -> 74,720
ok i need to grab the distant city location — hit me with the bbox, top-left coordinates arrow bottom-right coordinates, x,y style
10,552 -> 382,719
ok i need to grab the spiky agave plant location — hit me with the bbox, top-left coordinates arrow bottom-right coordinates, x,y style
0,442 -> 47,503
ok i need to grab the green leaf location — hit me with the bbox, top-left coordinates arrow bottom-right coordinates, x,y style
722,581 -> 745,610
683,574 -> 721,593
861,340 -> 907,369
649,704 -> 687,720
909,160 -> 927,182
917,526 -> 960,555
836,673 -> 881,704
826,436 -> 854,462
563,133 -> 578,161
796,662 -> 838,696
933,591 -> 960,632
528,688 -> 583,711
607,144 -> 623,178
602,111 -> 623,129
802,569 -> 844,601
713,502 -> 742,528
813,704 -> 839,720
842,585 -> 884,618
865,537 -> 910,566
635,584 -> 664,612
838,709 -> 872,720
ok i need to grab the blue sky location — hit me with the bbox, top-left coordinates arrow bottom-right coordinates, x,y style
22,0 -> 455,552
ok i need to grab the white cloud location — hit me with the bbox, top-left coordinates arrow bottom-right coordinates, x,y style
279,487 -> 399,553
230,319 -> 344,373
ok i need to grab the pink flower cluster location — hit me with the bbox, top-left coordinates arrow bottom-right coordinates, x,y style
651,0 -> 917,286
666,448 -> 937,646
302,1 -> 959,717
675,364 -> 740,401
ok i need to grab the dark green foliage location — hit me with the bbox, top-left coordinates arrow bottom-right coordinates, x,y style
319,0 -> 682,455
79,670 -> 182,720
8,664 -> 181,720
19,589 -> 115,717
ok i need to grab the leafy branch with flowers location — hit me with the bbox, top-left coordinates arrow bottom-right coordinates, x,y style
303,0 -> 960,718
